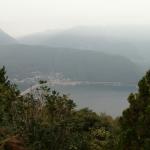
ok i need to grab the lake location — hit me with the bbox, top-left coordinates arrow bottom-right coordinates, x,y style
52,84 -> 136,117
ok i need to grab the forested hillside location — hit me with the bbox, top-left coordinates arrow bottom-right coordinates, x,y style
0,44 -> 141,83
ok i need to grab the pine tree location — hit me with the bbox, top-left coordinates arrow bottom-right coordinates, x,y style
119,70 -> 150,150
0,66 -> 19,126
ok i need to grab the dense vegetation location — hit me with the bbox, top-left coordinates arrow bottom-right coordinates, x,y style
0,66 -> 150,150
119,70 -> 150,149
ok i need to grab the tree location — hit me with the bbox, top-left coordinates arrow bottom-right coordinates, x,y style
119,70 -> 150,150
0,66 -> 20,127
0,67 -> 117,150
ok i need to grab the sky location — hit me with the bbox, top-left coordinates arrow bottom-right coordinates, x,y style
0,0 -> 150,37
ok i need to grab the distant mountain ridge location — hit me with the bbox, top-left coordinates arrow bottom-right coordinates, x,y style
0,28 -> 17,44
0,44 -> 142,83
18,26 -> 150,70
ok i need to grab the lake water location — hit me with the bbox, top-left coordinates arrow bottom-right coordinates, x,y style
52,84 -> 136,117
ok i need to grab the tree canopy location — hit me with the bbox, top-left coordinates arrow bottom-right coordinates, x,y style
119,70 -> 150,150
0,67 -> 116,150
1,66 -> 150,150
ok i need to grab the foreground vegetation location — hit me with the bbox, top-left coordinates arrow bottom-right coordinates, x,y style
0,66 -> 150,150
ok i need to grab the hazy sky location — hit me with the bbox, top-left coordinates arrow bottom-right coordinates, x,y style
0,0 -> 150,37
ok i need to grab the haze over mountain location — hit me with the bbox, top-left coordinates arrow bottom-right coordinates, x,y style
19,26 -> 150,70
0,28 -> 17,44
0,27 -> 145,87
0,44 -> 141,84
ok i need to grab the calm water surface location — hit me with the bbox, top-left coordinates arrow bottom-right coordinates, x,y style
53,84 -> 136,117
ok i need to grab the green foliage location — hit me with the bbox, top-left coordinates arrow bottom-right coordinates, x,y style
119,70 -> 150,150
0,67 -> 117,150
0,66 -> 20,127
2,67 -> 150,150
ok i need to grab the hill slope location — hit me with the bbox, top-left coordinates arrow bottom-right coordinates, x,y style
0,28 -> 17,44
19,26 -> 150,70
18,26 -> 141,59
0,44 -> 141,83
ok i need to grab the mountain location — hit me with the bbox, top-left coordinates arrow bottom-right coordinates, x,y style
0,44 -> 142,84
18,26 -> 140,58
0,28 -> 17,44
19,26 -> 150,70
